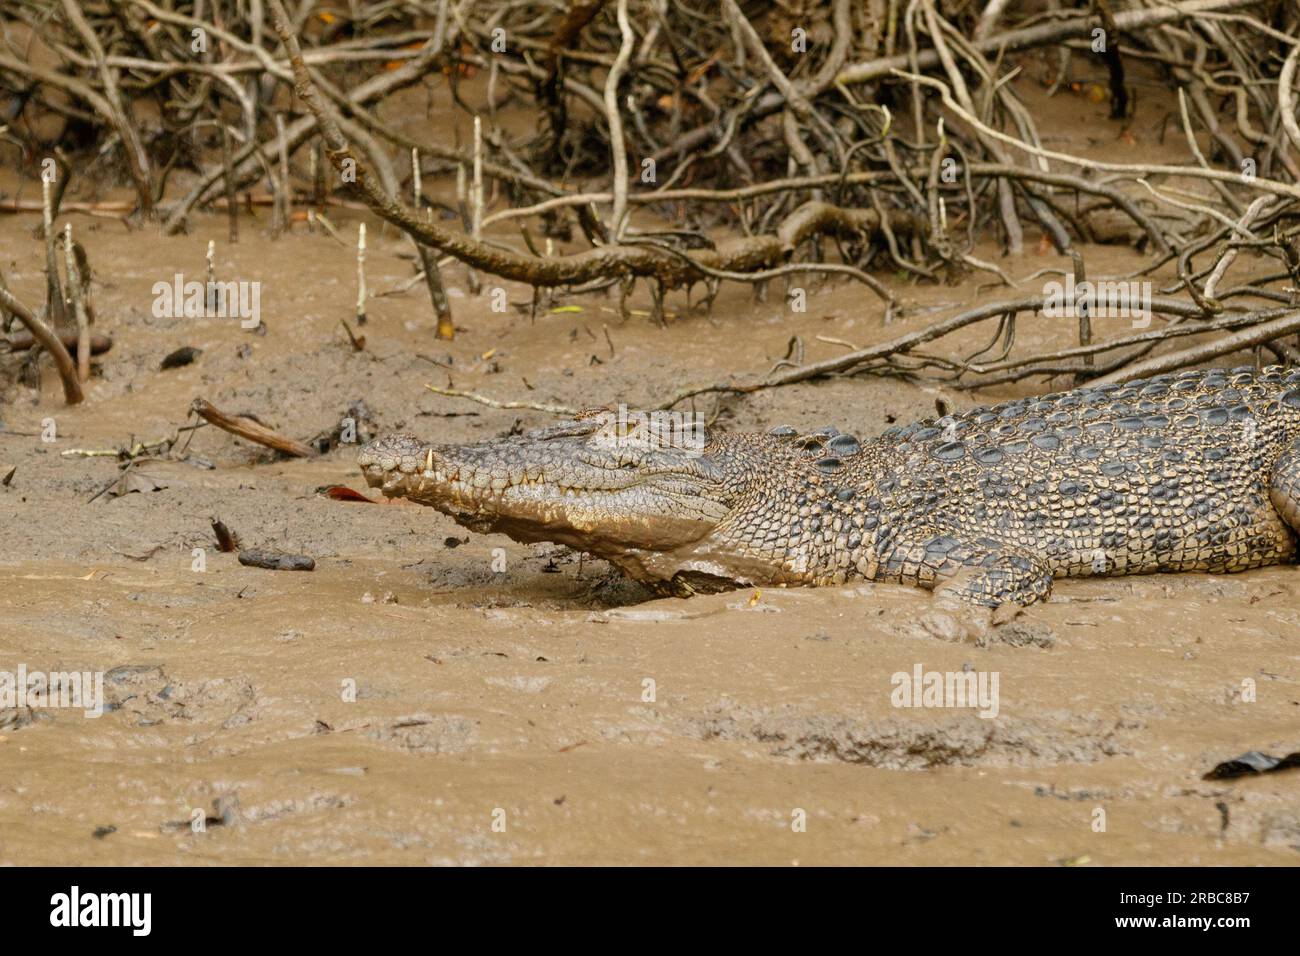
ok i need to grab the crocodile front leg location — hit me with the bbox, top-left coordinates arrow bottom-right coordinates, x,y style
880,530 -> 1054,607
1269,439 -> 1300,537
935,550 -> 1055,607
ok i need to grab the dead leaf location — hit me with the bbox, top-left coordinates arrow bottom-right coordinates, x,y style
110,472 -> 169,498
320,485 -> 376,503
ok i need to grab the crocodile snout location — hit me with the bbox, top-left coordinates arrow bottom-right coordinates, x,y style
358,434 -> 428,490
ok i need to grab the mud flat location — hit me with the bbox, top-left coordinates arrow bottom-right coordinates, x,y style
3,201 -> 1298,864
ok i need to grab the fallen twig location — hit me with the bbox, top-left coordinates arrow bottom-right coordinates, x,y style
425,384 -> 576,416
0,286 -> 83,405
3,331 -> 112,356
190,398 -> 316,458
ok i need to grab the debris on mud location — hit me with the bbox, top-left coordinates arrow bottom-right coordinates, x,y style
1204,751 -> 1300,781
210,518 -> 240,552
160,346 -> 202,370
238,550 -> 316,572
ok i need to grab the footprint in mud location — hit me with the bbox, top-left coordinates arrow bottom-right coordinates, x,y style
362,713 -> 478,754
894,598 -> 1056,648
101,664 -> 259,729
685,705 -> 1131,770
0,705 -> 43,731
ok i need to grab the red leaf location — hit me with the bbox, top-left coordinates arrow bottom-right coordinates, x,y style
321,485 -> 376,503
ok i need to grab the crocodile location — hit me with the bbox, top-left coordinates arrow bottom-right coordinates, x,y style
358,365 -> 1300,607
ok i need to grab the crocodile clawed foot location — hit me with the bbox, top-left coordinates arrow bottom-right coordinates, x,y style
933,553 -> 1054,608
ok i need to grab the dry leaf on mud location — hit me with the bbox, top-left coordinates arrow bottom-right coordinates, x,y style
109,472 -> 169,498
319,484 -> 376,503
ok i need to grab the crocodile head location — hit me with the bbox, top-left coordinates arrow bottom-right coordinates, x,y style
359,409 -> 785,593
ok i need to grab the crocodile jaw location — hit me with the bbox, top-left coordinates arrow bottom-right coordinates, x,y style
357,432 -> 735,570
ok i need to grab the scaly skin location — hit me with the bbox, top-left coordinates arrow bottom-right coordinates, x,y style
359,365 -> 1300,606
